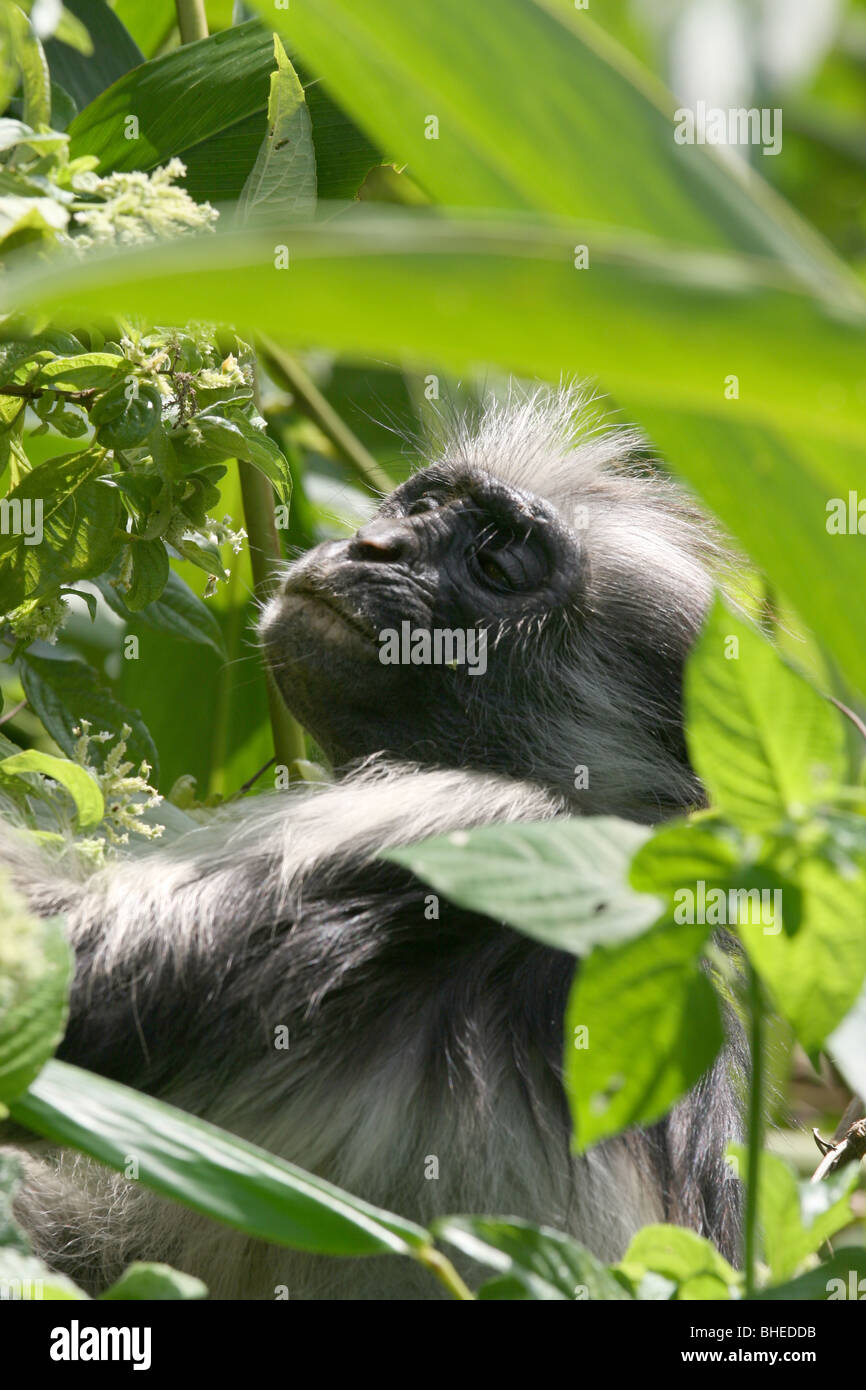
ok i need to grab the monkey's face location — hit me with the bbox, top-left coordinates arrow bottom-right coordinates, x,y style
260,462 -> 583,772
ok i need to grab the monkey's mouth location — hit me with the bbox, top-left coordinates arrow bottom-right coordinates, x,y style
283,585 -> 378,647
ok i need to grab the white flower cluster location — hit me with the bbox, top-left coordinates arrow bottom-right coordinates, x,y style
72,721 -> 164,846
71,158 -> 218,250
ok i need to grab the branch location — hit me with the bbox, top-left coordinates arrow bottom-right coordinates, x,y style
258,337 -> 393,496
174,0 -> 208,44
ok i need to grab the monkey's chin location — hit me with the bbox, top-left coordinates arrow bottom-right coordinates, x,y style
260,591 -> 413,764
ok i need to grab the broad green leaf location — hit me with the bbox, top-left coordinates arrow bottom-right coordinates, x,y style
685,600 -> 846,831
565,919 -> 724,1150
100,1262 -> 207,1301
755,1249 -> 866,1301
67,20 -> 380,204
0,748 -> 103,828
43,0 -> 142,111
97,567 -> 227,660
433,1215 -> 631,1301
385,818 -> 661,955
0,894 -> 70,1105
256,0 -> 851,287
728,1146 -> 857,1284
617,1224 -> 740,1301
20,650 -> 159,781
4,213 -> 865,694
12,1060 -> 430,1257
737,848 -> 866,1054
630,820 -> 741,899
0,1248 -> 88,1299
238,34 -> 316,225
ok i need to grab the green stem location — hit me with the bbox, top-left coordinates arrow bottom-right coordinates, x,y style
174,0 -> 208,43
238,459 -> 306,770
258,337 -> 393,496
744,961 -> 765,1298
417,1245 -> 475,1301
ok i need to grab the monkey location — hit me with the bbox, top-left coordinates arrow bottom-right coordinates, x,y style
1,387 -> 744,1299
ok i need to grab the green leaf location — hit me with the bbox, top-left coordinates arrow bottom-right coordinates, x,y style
754,1249 -> 866,1301
433,1215 -> 631,1301
729,1146 -> 857,1284
11,1060 -> 430,1258
5,214 -> 865,694
43,0 -> 141,111
99,1262 -> 207,1301
33,352 -> 128,391
565,919 -> 724,1151
736,848 -> 866,1055
8,2 -> 51,130
617,1224 -> 740,1300
20,650 -> 159,781
385,818 -> 661,955
238,34 -> 316,225
124,537 -> 169,612
0,1247 -> 88,1299
97,567 -> 227,660
685,600 -> 846,831
255,0 -> 849,284
0,1153 -> 30,1252
0,749 -> 103,828
0,900 -> 71,1106
67,20 -> 379,205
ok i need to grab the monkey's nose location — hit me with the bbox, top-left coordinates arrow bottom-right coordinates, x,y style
349,519 -> 418,564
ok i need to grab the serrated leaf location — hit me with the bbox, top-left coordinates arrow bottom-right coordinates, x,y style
686,600 -> 846,831
565,919 -> 724,1150
385,818 -> 661,955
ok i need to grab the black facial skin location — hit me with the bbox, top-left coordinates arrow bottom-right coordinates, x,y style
261,463 -> 583,771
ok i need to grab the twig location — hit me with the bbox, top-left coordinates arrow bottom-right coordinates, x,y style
0,697 -> 27,726
258,337 -> 393,496
811,1095 -> 866,1182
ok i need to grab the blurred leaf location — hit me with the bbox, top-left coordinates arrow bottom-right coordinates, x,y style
385,818 -> 661,955
12,1059 -> 431,1257
100,1262 -> 207,1301
6,214 -> 865,695
618,1224 -> 740,1300
434,1216 -> 631,1300
729,1146 -> 857,1284
44,0 -> 142,110
0,1247 -> 88,1299
0,902 -> 70,1106
755,1249 -> 866,1301
238,34 -> 316,224
565,918 -> 724,1150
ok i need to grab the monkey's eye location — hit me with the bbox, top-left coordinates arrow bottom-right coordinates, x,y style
406,495 -> 440,517
474,537 -> 545,593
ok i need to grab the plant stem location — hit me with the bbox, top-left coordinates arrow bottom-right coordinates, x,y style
258,337 -> 393,496
417,1245 -> 475,1301
174,0 -> 208,43
744,960 -> 765,1298
238,459 -> 306,770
